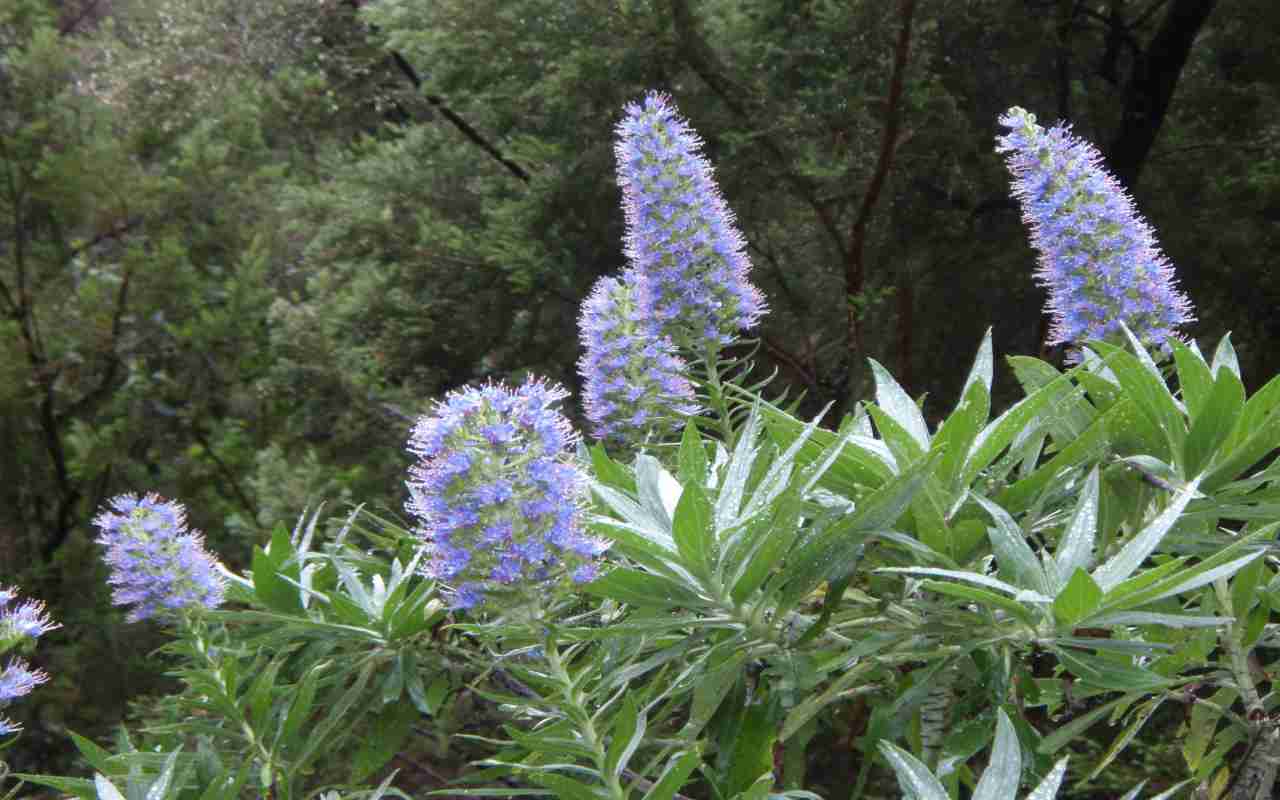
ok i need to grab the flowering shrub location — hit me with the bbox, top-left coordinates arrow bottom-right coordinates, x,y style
7,98 -> 1280,800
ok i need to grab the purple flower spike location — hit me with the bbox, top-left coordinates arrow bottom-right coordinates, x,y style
615,92 -> 766,349
997,107 -> 1193,352
92,494 -> 227,622
406,379 -> 608,609
578,272 -> 700,444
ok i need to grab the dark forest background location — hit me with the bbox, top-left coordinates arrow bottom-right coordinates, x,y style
3,0 -> 1278,786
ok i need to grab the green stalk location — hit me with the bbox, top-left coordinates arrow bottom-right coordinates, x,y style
700,343 -> 737,447
1214,579 -> 1280,800
544,634 -> 629,800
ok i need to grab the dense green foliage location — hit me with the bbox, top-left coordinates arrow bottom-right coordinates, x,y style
3,0 -> 1280,793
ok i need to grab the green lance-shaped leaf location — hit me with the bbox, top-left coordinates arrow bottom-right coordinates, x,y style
635,453 -> 680,531
1087,340 -> 1185,464
1098,526 -> 1273,613
1211,333 -> 1241,378
1091,475 -> 1202,592
1086,696 -> 1163,781
671,481 -> 714,581
1204,375 -> 1280,490
875,566 -> 1045,602
972,710 -> 1022,800
1052,568 -> 1103,627
531,773 -> 606,800
94,776 -> 127,800
933,380 -> 990,490
965,328 -> 996,394
715,403 -> 764,532
1183,365 -> 1245,475
641,749 -> 703,800
1053,468 -> 1100,588
878,741 -> 950,800
1026,758 -> 1070,800
1170,339 -> 1214,420
870,358 -> 931,452
678,419 -> 710,486
604,695 -> 646,783
776,454 -> 935,612
973,493 -> 1051,596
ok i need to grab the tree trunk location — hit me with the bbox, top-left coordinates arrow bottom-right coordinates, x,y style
1108,0 -> 1220,188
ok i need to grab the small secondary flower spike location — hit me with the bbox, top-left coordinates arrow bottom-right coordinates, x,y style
0,659 -> 48,704
0,657 -> 49,734
406,379 -> 607,609
615,91 -> 766,348
93,494 -> 228,622
579,272 -> 700,445
0,588 -> 57,736
0,589 -> 60,644
997,107 -> 1193,350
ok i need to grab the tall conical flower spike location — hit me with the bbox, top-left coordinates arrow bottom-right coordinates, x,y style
578,271 -> 700,445
996,107 -> 1193,353
615,91 -> 766,349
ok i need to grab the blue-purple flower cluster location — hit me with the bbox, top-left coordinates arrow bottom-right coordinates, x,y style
92,494 -> 227,622
614,91 -> 766,348
406,379 -> 608,609
579,273 -> 700,444
0,586 -> 57,736
997,107 -> 1193,351
0,589 -> 58,645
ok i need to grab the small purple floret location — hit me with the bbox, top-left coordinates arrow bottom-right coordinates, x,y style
92,494 -> 227,622
996,107 -> 1194,352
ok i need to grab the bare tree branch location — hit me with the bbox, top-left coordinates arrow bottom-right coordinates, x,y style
388,51 -> 531,183
844,0 -> 917,384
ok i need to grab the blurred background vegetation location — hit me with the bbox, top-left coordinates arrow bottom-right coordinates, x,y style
2,0 -> 1278,790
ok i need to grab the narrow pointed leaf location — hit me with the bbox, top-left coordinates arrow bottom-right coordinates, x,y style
1170,339 -> 1213,421
1053,568 -> 1103,627
972,710 -> 1022,800
964,329 -> 995,394
715,405 -> 763,530
1026,758 -> 1070,800
973,494 -> 1051,596
671,482 -> 714,579
870,359 -> 930,451
1211,334 -> 1241,378
1055,468 -> 1100,584
641,749 -> 703,800
878,742 -> 949,800
605,696 -> 646,781
1092,476 -> 1202,591
1184,368 -> 1245,475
